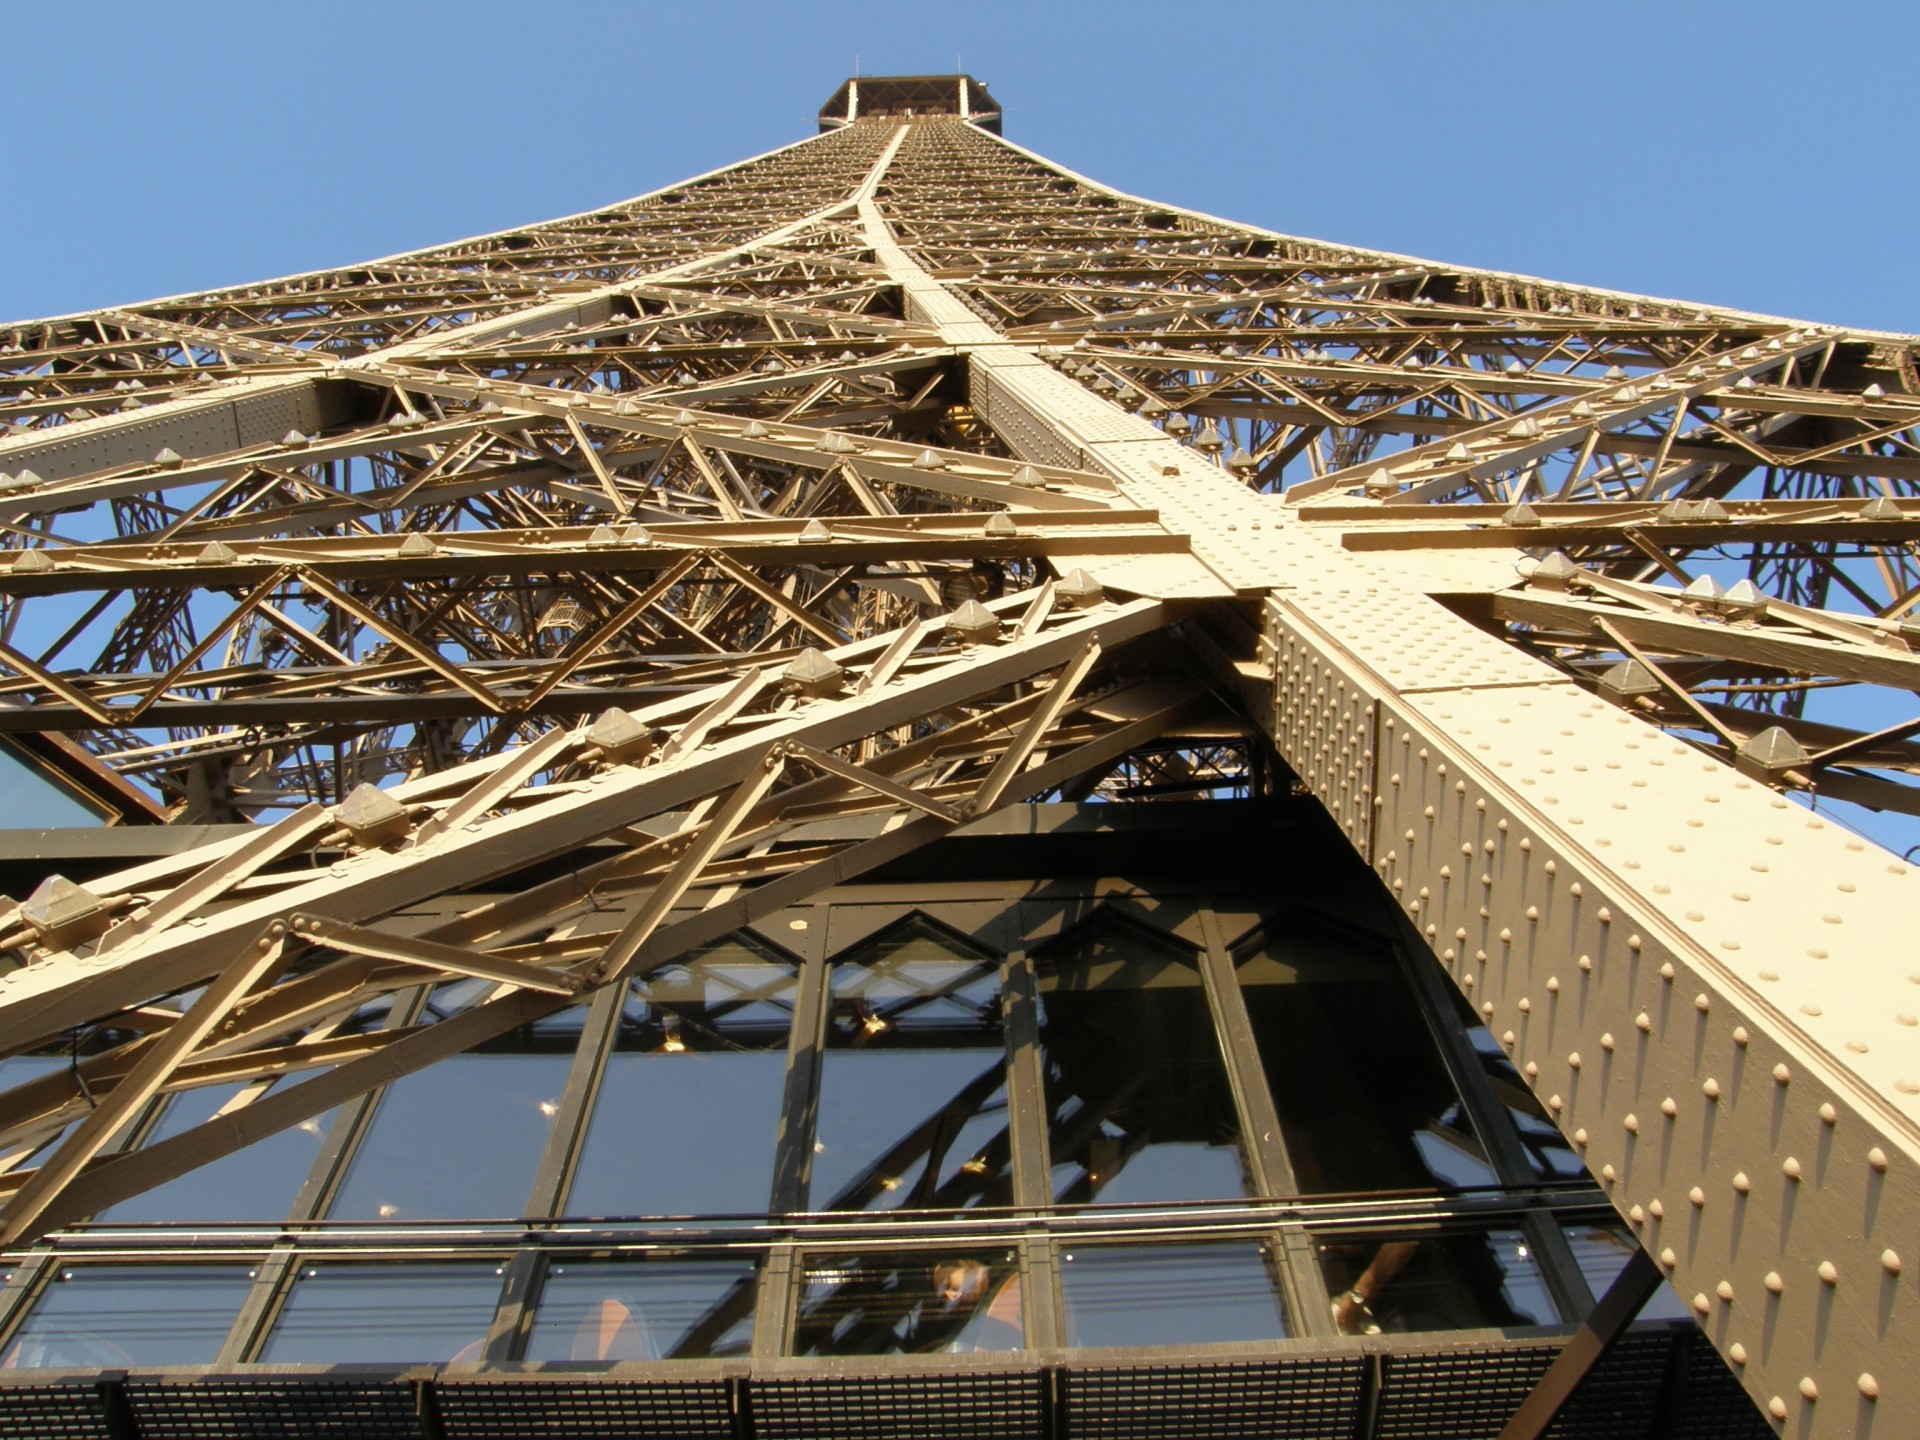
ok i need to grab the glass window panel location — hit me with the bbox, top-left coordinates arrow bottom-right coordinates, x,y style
1059,1243 -> 1286,1349
569,936 -> 798,1219
1035,914 -> 1248,1205
0,743 -> 110,827
812,915 -> 1010,1212
0,1055 -> 82,1173
1318,1227 -> 1558,1334
97,1083 -> 335,1224
260,1264 -> 501,1364
328,1052 -> 571,1221
527,1257 -> 757,1361
1236,918 -> 1498,1194
1562,1222 -> 1692,1322
1463,1025 -> 1585,1180
2,1266 -> 250,1367
791,1247 -> 1019,1356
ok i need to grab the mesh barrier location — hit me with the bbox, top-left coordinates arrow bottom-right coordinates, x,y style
435,1378 -> 734,1440
125,1379 -> 425,1440
1670,1337 -> 1774,1440
0,1383 -> 115,1440
1063,1356 -> 1366,1440
749,1370 -> 1044,1440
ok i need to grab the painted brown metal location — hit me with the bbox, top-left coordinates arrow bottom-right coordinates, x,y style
0,80 -> 1915,1431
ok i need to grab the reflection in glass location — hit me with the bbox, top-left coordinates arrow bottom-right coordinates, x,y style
527,1257 -> 757,1360
791,1248 -> 1019,1356
1464,1024 -> 1585,1180
1035,914 -> 1247,1204
1059,1243 -> 1286,1349
328,1051 -> 570,1221
98,1082 -> 335,1224
569,935 -> 798,1218
260,1264 -> 502,1363
2,1266 -> 251,1367
1318,1227 -> 1557,1334
1237,917 -> 1497,1194
1562,1222 -> 1691,1321
811,916 -> 1010,1212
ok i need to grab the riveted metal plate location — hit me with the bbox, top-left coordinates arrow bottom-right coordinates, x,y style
1363,679 -> 1919,1435
1266,607 -> 1377,856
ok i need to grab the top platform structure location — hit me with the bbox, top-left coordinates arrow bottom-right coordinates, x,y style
819,73 -> 1002,132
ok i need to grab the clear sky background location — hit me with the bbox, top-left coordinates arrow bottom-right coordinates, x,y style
6,1 -> 1918,335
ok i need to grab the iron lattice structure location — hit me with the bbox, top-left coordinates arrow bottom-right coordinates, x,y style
0,79 -> 1912,1437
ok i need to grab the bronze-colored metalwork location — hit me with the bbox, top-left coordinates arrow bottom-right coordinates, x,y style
0,77 -> 1912,1435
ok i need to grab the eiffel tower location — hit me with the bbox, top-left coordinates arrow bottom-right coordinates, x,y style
0,75 -> 1908,1438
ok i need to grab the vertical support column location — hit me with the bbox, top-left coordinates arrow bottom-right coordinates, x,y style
755,905 -> 829,1359
1001,925 -> 1064,1350
1195,903 -> 1335,1338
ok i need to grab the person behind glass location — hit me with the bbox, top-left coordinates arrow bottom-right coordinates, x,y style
931,1259 -> 1022,1351
1330,1240 -> 1418,1335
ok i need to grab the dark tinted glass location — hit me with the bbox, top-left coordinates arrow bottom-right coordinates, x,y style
1318,1226 -> 1557,1334
527,1257 -> 757,1360
328,1052 -> 570,1221
1562,1221 -> 1691,1321
3,1266 -> 251,1367
569,936 -> 798,1218
98,1082 -> 333,1224
1035,915 -> 1248,1204
260,1263 -> 501,1363
1059,1243 -> 1286,1349
811,916 -> 1010,1211
791,1248 -> 1019,1356
1237,916 -> 1496,1194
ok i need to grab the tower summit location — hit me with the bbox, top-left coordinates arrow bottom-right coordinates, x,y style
819,73 -> 1001,132
0,76 -> 1910,1440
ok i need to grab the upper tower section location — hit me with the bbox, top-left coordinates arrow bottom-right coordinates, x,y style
818,74 -> 1002,133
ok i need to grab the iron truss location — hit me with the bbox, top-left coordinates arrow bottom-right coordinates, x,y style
0,91 -> 1914,1435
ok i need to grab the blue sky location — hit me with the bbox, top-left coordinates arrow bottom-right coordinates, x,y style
6,2 -> 1918,335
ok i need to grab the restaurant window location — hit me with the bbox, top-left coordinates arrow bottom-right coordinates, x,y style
1034,912 -> 1250,1204
809,915 -> 1011,1211
569,934 -> 800,1219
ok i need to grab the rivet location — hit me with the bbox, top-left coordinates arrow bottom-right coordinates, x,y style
1858,1374 -> 1879,1399
1578,955 -> 1593,972
1659,962 -> 1675,981
1691,1292 -> 1711,1315
1882,1249 -> 1902,1275
1627,934 -> 1642,952
1624,1114 -> 1640,1133
1767,1397 -> 1787,1420
1518,998 -> 1531,1013
1784,1157 -> 1803,1180
1733,1172 -> 1752,1194
1694,994 -> 1710,1012
1635,1012 -> 1652,1032
1597,907 -> 1611,924
1702,1078 -> 1721,1100
1573,1128 -> 1589,1147
1648,1198 -> 1664,1219
1764,1271 -> 1784,1294
1798,1378 -> 1819,1402
1569,882 -> 1583,897
1819,1103 -> 1837,1125
1772,1063 -> 1791,1084
1661,1097 -> 1678,1117
1548,1094 -> 1563,1112
1732,1027 -> 1750,1047
1547,977 -> 1560,993
1502,1029 -> 1516,1045
1629,1203 -> 1646,1224
1658,1247 -> 1676,1269
1817,1260 -> 1838,1284
1715,1280 -> 1735,1303
1868,1147 -> 1889,1171
1523,1060 -> 1539,1077
1728,1342 -> 1748,1366
1601,1033 -> 1616,1051
1688,1186 -> 1706,1207
1601,1163 -> 1617,1181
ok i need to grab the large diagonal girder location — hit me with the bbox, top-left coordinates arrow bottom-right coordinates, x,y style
0,100 -> 1916,1433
